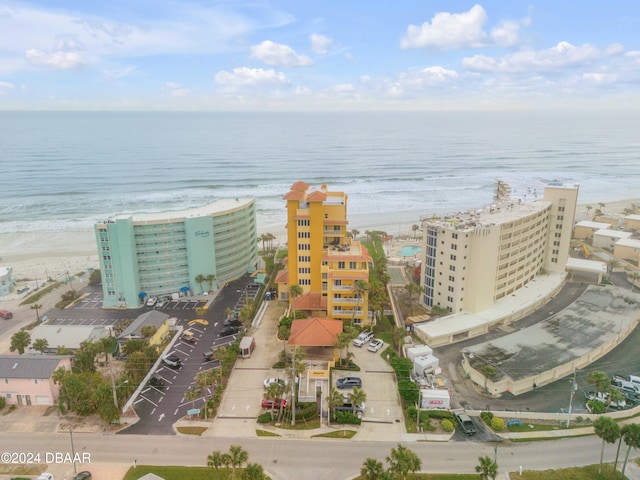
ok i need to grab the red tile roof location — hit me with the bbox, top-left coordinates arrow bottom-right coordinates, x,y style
288,317 -> 343,346
275,269 -> 289,283
306,190 -> 327,202
294,292 -> 327,310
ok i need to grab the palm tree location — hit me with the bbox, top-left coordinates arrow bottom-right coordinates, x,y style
588,371 -> 610,397
10,330 -> 31,355
30,303 -> 43,322
288,284 -> 303,319
475,455 -> 498,480
480,364 -> 497,393
351,229 -> 360,240
360,457 -> 384,480
258,233 -> 268,253
205,274 -> 216,291
32,338 -> 49,355
620,423 -> 640,479
350,280 -> 369,325
411,224 -> 420,239
264,232 -> 276,251
207,450 -> 223,474
194,273 -> 206,291
184,386 -> 202,409
593,416 -> 620,476
228,444 -> 249,478
326,388 -> 344,422
242,463 -> 266,480
628,271 -> 639,290
586,205 -> 592,217
348,387 -> 367,416
386,444 -> 422,480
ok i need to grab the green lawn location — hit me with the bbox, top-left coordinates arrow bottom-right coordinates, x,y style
123,465 -> 226,480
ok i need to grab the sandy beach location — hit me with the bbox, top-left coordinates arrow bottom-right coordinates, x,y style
1,196 -> 639,307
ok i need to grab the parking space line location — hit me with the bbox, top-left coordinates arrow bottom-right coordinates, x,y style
139,395 -> 158,407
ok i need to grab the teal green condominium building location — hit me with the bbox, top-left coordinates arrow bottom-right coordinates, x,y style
94,198 -> 258,308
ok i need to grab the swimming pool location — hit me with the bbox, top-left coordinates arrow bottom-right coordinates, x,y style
399,245 -> 422,257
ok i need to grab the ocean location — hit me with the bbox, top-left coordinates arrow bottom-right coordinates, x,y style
1,110 -> 640,259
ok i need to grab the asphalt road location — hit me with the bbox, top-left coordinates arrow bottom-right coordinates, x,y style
2,431 -> 634,480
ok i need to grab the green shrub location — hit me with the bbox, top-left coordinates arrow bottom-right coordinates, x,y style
391,357 -> 413,380
0,396 -> 6,409
427,410 -> 453,420
491,417 -> 505,432
480,411 -> 494,424
257,412 -> 272,424
297,402 -> 318,421
441,419 -> 454,432
397,379 -> 419,404
587,400 -> 606,414
333,411 -> 361,425
406,405 -> 418,421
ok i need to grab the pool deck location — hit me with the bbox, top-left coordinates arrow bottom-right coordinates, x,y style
385,238 -> 422,265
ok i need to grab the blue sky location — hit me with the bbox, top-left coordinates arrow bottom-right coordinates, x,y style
1,1 -> 639,110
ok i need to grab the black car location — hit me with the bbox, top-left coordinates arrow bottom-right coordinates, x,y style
203,351 -> 215,361
73,472 -> 92,480
219,325 -> 242,337
336,377 -> 362,389
454,412 -> 477,435
223,317 -> 243,327
148,375 -> 165,388
161,355 -> 182,368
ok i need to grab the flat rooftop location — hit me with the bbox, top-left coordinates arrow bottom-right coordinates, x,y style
104,197 -> 253,223
464,285 -> 640,381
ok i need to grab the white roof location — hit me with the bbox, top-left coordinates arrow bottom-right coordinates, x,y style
420,388 -> 450,398
30,325 -> 107,350
575,220 -> 611,229
566,257 -> 608,274
624,214 -> 640,221
594,229 -> 633,239
111,197 -> 253,223
616,238 -> 640,248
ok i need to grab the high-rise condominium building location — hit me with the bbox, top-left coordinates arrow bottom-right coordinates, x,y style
420,181 -> 578,314
278,182 -> 371,326
95,198 -> 258,308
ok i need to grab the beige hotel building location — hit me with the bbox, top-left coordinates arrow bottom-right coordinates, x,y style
420,181 -> 578,314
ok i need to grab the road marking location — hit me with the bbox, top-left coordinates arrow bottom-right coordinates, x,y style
140,395 -> 158,407
174,408 -> 179,416
158,413 -> 165,422
151,408 -> 156,415
134,398 -> 144,405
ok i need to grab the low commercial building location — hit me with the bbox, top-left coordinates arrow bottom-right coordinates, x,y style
623,214 -> 640,231
573,220 -> 611,240
614,238 -> 640,263
29,325 -> 107,353
593,229 -> 633,250
117,310 -> 170,348
95,198 -> 258,308
0,355 -> 72,406
0,266 -> 12,297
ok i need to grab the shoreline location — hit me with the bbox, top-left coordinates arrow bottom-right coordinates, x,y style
1,197 -> 638,288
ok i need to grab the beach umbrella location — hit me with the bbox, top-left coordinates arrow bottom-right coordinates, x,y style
180,286 -> 189,292
139,291 -> 148,299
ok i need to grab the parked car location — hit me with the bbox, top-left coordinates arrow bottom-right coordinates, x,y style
146,296 -> 158,307
73,471 -> 92,480
148,375 -> 165,388
353,330 -> 374,347
264,377 -> 288,388
224,317 -> 243,327
367,339 -> 384,352
454,412 -> 477,435
336,376 -> 362,389
0,310 -> 13,319
262,398 -> 288,409
181,329 -> 196,343
335,401 -> 366,418
37,474 -> 54,480
156,297 -> 170,309
203,351 -> 215,362
585,390 -> 626,409
219,325 -> 242,337
161,354 -> 181,368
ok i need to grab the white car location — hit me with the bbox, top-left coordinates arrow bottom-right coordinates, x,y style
37,474 -> 54,480
367,339 -> 384,352
353,330 -> 374,347
264,377 -> 288,388
146,296 -> 158,307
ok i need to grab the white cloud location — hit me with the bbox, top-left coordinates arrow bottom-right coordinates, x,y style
54,34 -> 84,51
250,40 -> 312,67
103,65 -> 137,80
164,81 -> 190,97
386,66 -> 459,96
215,67 -> 289,88
490,20 -> 520,47
310,34 -> 332,55
401,4 -> 488,50
581,72 -> 617,84
333,83 -> 354,93
463,41 -> 621,73
25,49 -> 88,69
0,81 -> 15,94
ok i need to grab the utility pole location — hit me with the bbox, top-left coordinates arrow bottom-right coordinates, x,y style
416,390 -> 421,432
69,425 -> 77,475
566,368 -> 577,428
291,353 -> 296,426
110,364 -> 118,409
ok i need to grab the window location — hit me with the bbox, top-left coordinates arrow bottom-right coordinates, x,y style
299,243 -> 310,251
449,265 -> 456,271
450,254 -> 456,261
452,233 -> 458,239
448,275 -> 455,282
451,244 -> 457,250
297,219 -> 310,226
349,262 -> 357,269
300,279 -> 310,285
338,261 -> 345,269
447,296 -> 453,302
298,231 -> 310,238
448,286 -> 454,292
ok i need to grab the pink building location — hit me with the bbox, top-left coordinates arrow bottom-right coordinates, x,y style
0,355 -> 72,406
